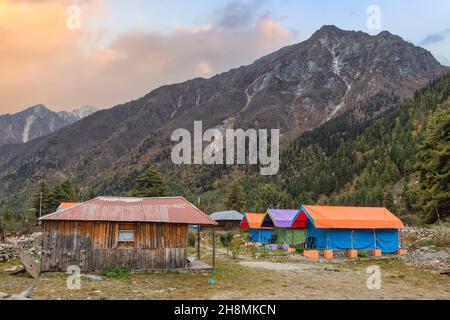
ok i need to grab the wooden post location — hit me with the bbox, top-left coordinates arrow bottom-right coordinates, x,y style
212,226 -> 216,270
197,225 -> 201,261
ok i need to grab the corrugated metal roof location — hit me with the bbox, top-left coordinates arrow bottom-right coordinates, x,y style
210,210 -> 244,221
40,197 -> 217,226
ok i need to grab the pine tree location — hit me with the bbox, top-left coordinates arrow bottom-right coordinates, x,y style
59,179 -> 78,202
129,165 -> 169,197
34,180 -> 80,215
224,181 -> 245,212
413,104 -> 450,223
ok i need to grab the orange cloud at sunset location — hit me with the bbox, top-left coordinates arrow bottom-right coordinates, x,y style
0,0 -> 296,114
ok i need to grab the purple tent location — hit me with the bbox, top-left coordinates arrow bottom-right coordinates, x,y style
262,209 -> 299,228
262,209 -> 306,246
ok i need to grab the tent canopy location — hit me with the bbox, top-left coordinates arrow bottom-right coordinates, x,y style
262,209 -> 299,228
240,213 -> 272,230
294,205 -> 405,229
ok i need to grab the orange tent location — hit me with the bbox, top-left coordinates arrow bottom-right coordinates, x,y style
295,205 -> 405,229
56,202 -> 81,212
240,213 -> 271,229
240,213 -> 273,243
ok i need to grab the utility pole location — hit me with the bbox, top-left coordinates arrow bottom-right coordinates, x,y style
39,192 -> 42,227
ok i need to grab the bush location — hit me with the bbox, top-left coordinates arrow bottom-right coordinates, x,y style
102,267 -> 130,278
250,246 -> 258,258
358,252 -> 368,258
430,223 -> 450,247
231,238 -> 242,259
219,232 -> 234,248
188,231 -> 196,247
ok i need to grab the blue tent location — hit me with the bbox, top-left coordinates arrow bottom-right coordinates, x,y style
293,205 -> 405,253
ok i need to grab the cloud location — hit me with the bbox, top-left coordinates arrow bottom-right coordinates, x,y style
419,29 -> 450,66
0,0 -> 295,114
213,0 -> 265,31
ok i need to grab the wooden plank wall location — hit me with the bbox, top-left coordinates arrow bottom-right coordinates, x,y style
41,221 -> 187,272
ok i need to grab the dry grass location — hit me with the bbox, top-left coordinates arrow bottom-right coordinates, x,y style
1,255 -> 449,300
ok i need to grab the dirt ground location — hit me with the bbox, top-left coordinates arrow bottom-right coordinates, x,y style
1,255 -> 449,300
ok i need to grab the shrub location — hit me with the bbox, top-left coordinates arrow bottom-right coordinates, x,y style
102,267 -> 130,278
188,231 -> 196,247
430,223 -> 450,247
219,232 -> 234,248
219,232 -> 235,257
231,238 -> 242,259
250,246 -> 258,258
358,252 -> 368,258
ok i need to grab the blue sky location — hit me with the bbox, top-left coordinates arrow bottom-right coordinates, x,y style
101,0 -> 450,43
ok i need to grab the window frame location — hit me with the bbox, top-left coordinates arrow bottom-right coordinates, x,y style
118,230 -> 135,242
117,223 -> 136,248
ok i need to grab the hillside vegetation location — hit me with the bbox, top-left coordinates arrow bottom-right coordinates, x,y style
185,73 -> 450,224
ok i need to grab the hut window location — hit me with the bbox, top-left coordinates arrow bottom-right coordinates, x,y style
118,230 -> 135,242
118,223 -> 135,244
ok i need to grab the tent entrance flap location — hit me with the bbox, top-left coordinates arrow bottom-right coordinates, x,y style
274,228 -> 305,245
249,229 -> 273,243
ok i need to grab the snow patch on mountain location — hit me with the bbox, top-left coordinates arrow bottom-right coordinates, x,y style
22,114 -> 35,143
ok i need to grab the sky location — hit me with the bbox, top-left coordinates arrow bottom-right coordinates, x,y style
1,0 -> 449,114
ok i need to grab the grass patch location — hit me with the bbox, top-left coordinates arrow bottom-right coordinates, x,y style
358,252 -> 368,258
102,267 -> 130,279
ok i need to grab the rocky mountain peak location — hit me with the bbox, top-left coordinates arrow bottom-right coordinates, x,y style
0,105 -> 98,146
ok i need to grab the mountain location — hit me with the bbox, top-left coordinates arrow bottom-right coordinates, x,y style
0,105 -> 98,146
0,25 -> 446,209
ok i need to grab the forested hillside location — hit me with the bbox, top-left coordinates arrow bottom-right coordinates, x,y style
192,73 -> 450,224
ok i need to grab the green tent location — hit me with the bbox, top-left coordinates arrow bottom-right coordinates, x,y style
273,228 -> 306,246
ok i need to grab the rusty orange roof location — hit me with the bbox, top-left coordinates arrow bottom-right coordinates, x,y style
40,197 -> 217,226
295,205 -> 405,229
57,202 -> 81,212
240,213 -> 272,230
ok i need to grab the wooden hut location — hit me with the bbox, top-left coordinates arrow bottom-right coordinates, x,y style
39,197 -> 217,272
207,210 -> 244,231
